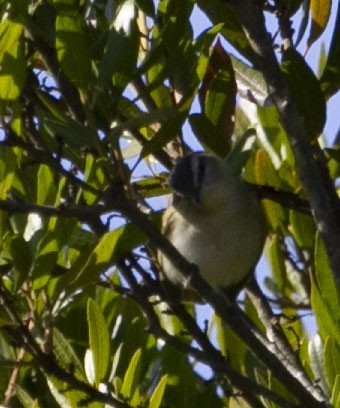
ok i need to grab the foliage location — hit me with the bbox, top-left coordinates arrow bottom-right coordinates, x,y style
0,0 -> 339,407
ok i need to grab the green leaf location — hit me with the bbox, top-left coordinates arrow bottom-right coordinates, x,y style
9,234 -> 31,285
37,164 -> 57,205
199,40 -> 236,149
55,13 -> 92,89
320,1 -> 340,97
121,348 -> 142,399
97,22 -> 139,91
307,0 -> 331,50
0,20 -> 26,100
87,298 -> 111,386
14,385 -> 39,408
65,218 -> 161,290
225,128 -> 257,174
53,328 -> 85,379
331,375 -> 340,408
230,56 -> 270,106
311,235 -> 340,344
36,91 -> 95,149
148,374 -> 168,408
324,336 -> 340,390
254,149 -> 288,232
47,375 -> 103,408
140,111 -> 187,158
308,334 -> 330,397
83,154 -> 107,205
189,113 -> 229,157
281,48 -> 326,140
196,0 -> 257,64
289,209 -> 316,249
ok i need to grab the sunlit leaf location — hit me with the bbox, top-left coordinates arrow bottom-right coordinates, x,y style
308,334 -> 330,397
324,336 -> 340,390
306,0 -> 331,50
148,374 -> 168,408
87,298 -> 111,386
121,348 -> 142,399
311,235 -> 340,344
0,20 -> 26,100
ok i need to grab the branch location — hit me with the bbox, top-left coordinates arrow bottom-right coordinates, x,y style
118,259 -> 296,408
0,284 -> 132,408
109,191 -> 328,407
228,0 -> 340,292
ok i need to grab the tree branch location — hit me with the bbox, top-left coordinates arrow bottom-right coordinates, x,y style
228,0 -> 340,292
118,259 -> 297,408
0,284 -> 132,408
109,191 -> 328,407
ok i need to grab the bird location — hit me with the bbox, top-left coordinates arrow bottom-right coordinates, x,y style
159,152 -> 267,301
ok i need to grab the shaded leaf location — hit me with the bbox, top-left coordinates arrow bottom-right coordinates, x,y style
281,48 -> 326,140
55,13 -> 92,89
189,113 -> 229,157
320,1 -> 340,97
196,0 -> 257,63
53,328 -> 85,379
140,111 -> 187,158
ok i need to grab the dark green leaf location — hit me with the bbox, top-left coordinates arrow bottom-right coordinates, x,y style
320,2 -> 340,98
196,0 -> 257,64
53,328 -> 85,379
189,113 -> 229,157
97,22 -> 139,91
281,48 -> 326,140
55,13 -> 92,89
140,111 -> 187,158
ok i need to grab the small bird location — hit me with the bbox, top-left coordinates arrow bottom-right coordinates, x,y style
159,152 -> 267,300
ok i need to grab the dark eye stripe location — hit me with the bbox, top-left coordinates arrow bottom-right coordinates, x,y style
192,155 -> 206,193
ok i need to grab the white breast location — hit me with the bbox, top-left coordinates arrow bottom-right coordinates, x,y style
161,193 -> 266,291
